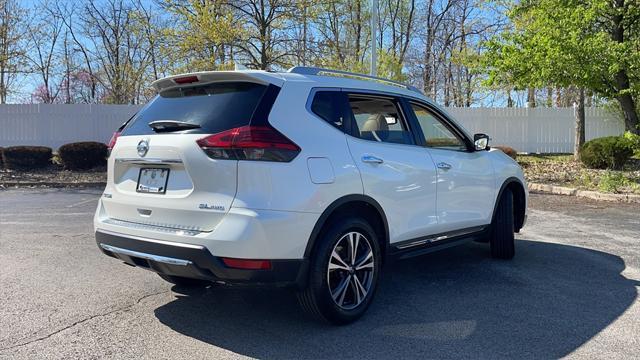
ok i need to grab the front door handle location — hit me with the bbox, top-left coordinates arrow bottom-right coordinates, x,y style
437,162 -> 452,170
362,155 -> 384,164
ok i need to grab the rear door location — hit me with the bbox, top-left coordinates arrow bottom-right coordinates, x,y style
407,102 -> 495,233
343,92 -> 438,244
102,81 -> 277,232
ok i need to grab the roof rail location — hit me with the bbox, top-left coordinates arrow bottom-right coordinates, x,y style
287,66 -> 423,95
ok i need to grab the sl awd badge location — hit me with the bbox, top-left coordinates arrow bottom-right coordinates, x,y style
137,138 -> 150,157
199,203 -> 225,211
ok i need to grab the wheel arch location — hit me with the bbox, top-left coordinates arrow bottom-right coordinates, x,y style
304,195 -> 390,260
493,177 -> 527,232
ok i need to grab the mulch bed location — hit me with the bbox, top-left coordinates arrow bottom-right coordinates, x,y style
0,164 -> 107,188
518,155 -> 640,194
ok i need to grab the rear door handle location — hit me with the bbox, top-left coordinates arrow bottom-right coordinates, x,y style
437,162 -> 452,170
362,155 -> 384,164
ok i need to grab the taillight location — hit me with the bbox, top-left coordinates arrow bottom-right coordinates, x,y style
196,125 -> 300,162
107,131 -> 121,151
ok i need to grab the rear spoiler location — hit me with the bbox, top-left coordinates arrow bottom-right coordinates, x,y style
151,71 -> 285,93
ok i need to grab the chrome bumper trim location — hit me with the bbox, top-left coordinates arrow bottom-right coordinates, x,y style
100,243 -> 193,266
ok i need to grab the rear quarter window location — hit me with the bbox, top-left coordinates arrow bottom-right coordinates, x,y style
122,82 -> 268,135
310,91 -> 345,131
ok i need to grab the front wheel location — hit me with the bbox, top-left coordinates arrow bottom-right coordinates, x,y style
490,188 -> 515,259
297,217 -> 381,325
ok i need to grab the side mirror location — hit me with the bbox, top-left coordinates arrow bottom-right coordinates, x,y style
473,133 -> 490,151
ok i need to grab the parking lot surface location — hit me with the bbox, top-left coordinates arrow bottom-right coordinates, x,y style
1,189 -> 639,359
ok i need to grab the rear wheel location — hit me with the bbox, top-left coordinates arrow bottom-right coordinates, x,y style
490,189 -> 515,259
157,274 -> 210,287
297,217 -> 381,325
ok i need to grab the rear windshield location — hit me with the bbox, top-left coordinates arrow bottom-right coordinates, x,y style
122,82 -> 267,135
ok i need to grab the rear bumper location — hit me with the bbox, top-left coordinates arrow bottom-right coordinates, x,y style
96,230 -> 308,288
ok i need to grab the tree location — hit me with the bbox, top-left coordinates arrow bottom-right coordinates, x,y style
0,0 -> 27,103
483,0 -> 640,135
160,0 -> 240,72
26,0 -> 65,103
79,0 -> 153,104
228,0 -> 297,70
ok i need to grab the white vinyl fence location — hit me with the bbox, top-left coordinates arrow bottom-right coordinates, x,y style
0,104 -> 142,150
0,104 -> 625,153
448,107 -> 624,153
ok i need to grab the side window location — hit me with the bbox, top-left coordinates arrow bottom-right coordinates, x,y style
311,91 -> 344,130
347,94 -> 414,145
410,103 -> 467,151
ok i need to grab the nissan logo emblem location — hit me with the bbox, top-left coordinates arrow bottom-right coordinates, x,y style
137,139 -> 149,157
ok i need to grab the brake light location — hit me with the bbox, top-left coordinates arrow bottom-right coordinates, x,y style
221,258 -> 272,270
107,131 -> 121,150
173,75 -> 199,84
196,125 -> 300,162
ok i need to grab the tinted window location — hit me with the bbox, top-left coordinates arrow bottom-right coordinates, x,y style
347,95 -> 414,145
311,91 -> 344,130
122,82 -> 268,135
410,103 -> 466,151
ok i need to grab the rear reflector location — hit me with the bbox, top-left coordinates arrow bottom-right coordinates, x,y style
196,125 -> 300,162
173,75 -> 199,84
221,258 -> 272,270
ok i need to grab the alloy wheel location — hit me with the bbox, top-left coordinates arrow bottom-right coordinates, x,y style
326,231 -> 375,310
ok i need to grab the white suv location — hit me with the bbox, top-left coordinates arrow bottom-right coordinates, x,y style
95,67 -> 527,324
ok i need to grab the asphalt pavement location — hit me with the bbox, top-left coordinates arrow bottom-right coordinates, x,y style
0,189 -> 638,359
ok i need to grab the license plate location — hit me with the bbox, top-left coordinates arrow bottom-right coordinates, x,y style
137,168 -> 170,194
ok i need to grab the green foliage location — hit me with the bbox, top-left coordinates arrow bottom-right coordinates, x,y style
482,0 -> 640,106
579,136 -> 634,170
161,0 -> 242,72
2,146 -> 52,170
58,142 -> 108,170
597,171 -> 637,193
623,131 -> 640,158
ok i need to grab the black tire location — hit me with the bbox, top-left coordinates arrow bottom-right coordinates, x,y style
157,274 -> 210,287
297,217 -> 381,325
490,188 -> 515,259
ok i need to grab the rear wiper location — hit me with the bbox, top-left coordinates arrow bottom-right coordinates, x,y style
148,120 -> 201,132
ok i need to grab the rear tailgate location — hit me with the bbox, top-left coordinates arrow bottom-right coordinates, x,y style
101,73 -> 283,232
103,134 -> 236,232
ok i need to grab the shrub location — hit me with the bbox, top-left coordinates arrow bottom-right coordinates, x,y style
0,147 -> 4,168
624,131 -> 640,158
58,142 -> 108,170
2,146 -> 52,170
492,145 -> 517,160
579,136 -> 633,170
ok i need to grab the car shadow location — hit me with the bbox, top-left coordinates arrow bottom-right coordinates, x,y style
154,239 -> 638,359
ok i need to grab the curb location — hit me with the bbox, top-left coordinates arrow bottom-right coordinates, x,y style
0,181 -> 106,189
528,183 -> 640,203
